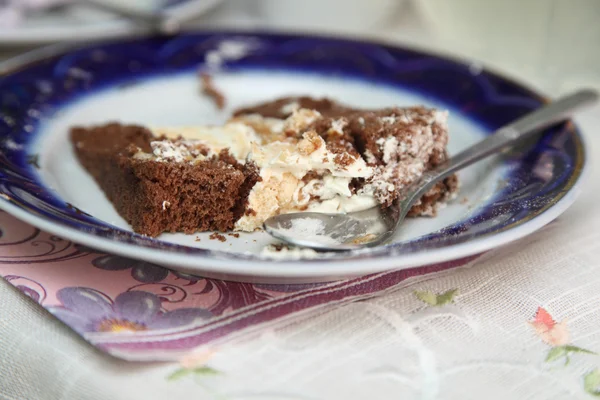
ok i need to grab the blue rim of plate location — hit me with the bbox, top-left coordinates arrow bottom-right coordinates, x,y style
0,31 -> 585,264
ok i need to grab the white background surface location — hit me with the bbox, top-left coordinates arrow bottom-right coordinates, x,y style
2,1 -> 600,399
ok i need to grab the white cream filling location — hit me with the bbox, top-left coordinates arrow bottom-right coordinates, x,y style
234,132 -> 374,231
149,123 -> 260,161
299,176 -> 378,213
260,244 -> 321,260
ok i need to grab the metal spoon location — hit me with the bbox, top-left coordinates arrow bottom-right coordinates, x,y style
264,89 -> 598,251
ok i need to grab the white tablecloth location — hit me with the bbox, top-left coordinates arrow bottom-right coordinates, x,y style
2,3 -> 600,400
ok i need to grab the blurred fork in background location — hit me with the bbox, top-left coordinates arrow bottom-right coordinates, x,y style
0,0 -> 222,34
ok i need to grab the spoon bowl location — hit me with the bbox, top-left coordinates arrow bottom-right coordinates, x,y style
264,206 -> 395,251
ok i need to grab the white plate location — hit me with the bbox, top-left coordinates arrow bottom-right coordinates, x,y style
0,32 -> 586,282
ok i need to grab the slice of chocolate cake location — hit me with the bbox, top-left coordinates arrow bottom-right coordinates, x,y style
71,123 -> 260,236
70,97 -> 457,237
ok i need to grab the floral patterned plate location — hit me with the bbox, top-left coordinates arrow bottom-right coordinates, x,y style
0,32 -> 586,283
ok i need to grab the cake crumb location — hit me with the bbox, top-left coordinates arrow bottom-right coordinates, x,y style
461,197 -> 469,204
209,232 -> 227,242
380,116 -> 397,124
200,72 -> 226,110
195,236 -> 201,242
328,118 -> 347,135
260,243 -> 321,260
349,233 -> 378,245
227,233 -> 240,238
280,101 -> 300,115
298,131 -> 323,155
284,108 -> 321,134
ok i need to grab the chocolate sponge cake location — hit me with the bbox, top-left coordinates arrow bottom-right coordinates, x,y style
71,123 -> 260,236
70,97 -> 457,237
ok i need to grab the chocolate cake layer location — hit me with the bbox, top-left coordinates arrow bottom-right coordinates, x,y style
71,124 -> 260,237
233,96 -> 347,119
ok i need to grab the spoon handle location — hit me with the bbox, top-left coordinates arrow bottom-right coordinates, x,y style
416,89 -> 598,193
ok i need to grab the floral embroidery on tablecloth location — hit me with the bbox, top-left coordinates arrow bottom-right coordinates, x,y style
169,349 -> 219,380
584,369 -> 600,397
413,291 -> 600,397
528,307 -> 600,397
529,307 -> 595,365
168,348 -> 225,398
414,288 -> 458,306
